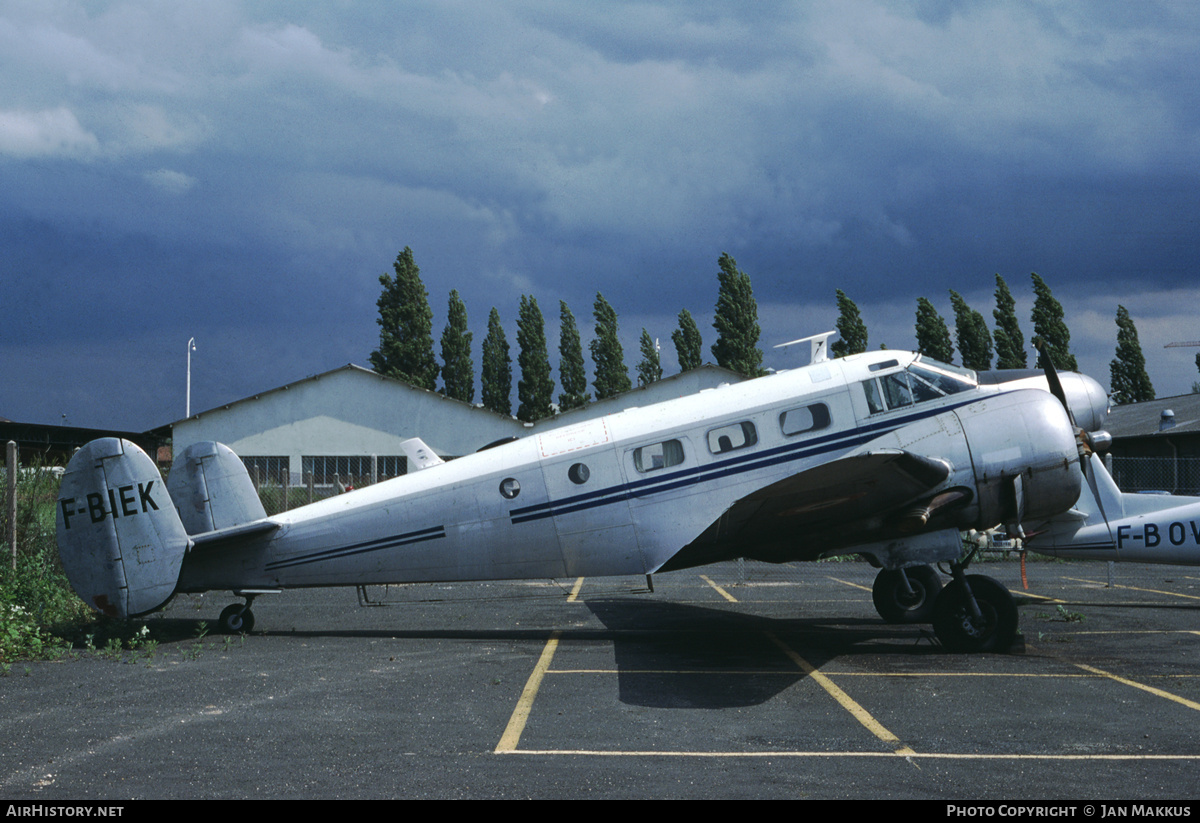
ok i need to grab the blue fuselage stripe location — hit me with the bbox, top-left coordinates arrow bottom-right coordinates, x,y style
510,395 -> 983,524
265,525 -> 446,570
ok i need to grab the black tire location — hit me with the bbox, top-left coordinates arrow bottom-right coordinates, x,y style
872,565 -> 942,623
932,574 -> 1017,653
219,604 -> 254,634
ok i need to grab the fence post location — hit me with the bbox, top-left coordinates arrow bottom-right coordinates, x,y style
6,441 -> 16,571
307,472 -> 314,504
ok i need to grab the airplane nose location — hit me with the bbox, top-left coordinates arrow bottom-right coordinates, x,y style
1058,372 -> 1109,433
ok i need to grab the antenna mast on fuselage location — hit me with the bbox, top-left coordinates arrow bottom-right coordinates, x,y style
774,330 -> 837,364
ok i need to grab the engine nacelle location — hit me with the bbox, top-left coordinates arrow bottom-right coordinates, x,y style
955,389 -> 1081,528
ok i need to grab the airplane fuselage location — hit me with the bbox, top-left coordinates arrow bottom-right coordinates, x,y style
175,350 -> 1087,592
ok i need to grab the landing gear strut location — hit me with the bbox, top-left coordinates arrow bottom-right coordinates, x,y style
872,565 -> 942,623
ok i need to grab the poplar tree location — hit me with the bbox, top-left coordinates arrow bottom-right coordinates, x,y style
1031,273 -> 1078,371
949,290 -> 993,370
711,253 -> 764,376
557,301 -> 590,412
481,307 -> 512,416
831,290 -> 868,357
992,275 -> 1027,369
1109,305 -> 1156,405
590,293 -> 632,399
369,247 -> 439,389
637,329 -> 663,386
672,309 -> 703,372
914,297 -> 954,363
516,296 -> 554,422
440,290 -> 474,403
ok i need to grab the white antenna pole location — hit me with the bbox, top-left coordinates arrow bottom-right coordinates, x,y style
186,337 -> 196,417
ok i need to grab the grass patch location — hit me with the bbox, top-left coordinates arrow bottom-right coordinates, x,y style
0,462 -> 98,666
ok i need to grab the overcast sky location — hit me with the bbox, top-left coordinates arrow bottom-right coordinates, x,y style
3,1 -> 1199,431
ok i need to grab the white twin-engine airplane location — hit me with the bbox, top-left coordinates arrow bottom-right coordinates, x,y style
57,332 -> 1115,653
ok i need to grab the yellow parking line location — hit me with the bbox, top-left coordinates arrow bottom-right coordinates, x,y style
1065,578 -> 1200,601
827,576 -> 871,593
700,575 -> 738,602
504,750 -> 1200,760
765,632 -> 915,757
1071,662 -> 1200,712
496,631 -> 561,753
566,577 -> 585,602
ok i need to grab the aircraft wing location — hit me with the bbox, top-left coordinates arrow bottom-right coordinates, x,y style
664,449 -> 954,569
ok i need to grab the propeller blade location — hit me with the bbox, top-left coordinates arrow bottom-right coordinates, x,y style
1034,337 -> 1076,428
1082,453 -> 1112,531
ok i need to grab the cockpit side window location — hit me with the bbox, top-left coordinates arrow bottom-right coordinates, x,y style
881,372 -> 917,409
863,361 -> 976,414
863,379 -> 885,414
909,364 -> 974,395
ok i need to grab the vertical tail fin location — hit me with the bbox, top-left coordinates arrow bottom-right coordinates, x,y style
56,439 -> 190,617
168,441 -> 267,534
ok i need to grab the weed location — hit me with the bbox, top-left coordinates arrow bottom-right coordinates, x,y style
1035,605 -> 1086,623
181,621 -> 209,660
0,462 -> 97,663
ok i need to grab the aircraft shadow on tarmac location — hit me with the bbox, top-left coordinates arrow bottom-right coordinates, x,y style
581,596 -> 943,710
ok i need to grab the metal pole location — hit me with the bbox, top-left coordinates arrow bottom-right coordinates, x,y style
7,441 -> 17,571
186,337 -> 196,417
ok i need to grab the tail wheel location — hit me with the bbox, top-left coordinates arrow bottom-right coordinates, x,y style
219,604 -> 255,634
932,574 -> 1017,653
872,565 -> 942,623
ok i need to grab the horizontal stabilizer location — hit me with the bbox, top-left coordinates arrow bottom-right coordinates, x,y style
168,442 -> 268,535
190,518 -> 280,548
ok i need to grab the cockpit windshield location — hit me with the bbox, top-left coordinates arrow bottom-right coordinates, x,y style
861,357 -> 978,414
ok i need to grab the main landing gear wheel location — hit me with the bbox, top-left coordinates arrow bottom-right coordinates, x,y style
931,574 -> 1017,653
872,565 -> 942,623
219,603 -> 255,634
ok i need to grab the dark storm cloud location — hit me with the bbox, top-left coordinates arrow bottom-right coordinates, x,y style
2,1 -> 1199,429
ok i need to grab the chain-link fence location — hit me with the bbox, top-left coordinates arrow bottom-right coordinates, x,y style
249,469 -> 382,517
1108,455 -> 1200,496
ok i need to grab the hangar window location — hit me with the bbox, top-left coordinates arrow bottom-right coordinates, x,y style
240,456 -> 290,485
780,403 -> 831,436
633,439 -> 684,473
707,421 -> 757,454
302,455 -> 406,486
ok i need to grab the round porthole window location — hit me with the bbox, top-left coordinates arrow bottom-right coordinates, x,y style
568,463 -> 590,485
499,477 -> 521,499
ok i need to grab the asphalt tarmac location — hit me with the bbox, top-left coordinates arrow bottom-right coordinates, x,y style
4,559 -> 1200,800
